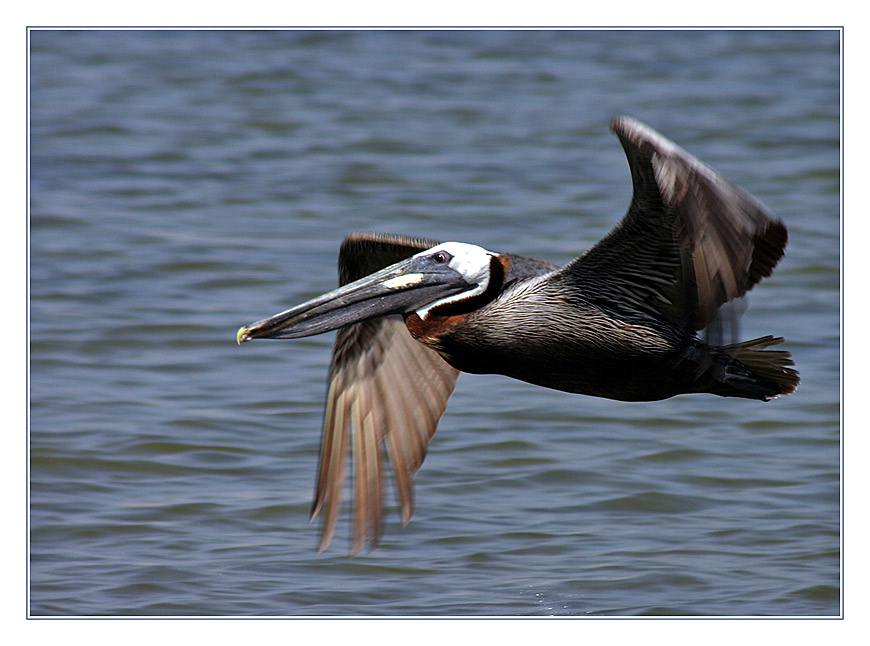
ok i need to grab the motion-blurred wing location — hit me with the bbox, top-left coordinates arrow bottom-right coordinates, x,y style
562,116 -> 787,333
310,232 -> 460,554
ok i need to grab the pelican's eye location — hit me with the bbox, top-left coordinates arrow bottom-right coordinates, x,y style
432,251 -> 451,264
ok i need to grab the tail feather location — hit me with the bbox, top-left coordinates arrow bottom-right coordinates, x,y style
713,335 -> 799,400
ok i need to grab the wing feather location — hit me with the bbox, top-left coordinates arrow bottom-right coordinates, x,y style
311,233 -> 460,554
561,116 -> 787,333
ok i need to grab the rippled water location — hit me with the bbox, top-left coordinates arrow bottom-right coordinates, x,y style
29,29 -> 840,616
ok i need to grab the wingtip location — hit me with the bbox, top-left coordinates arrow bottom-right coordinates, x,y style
609,115 -> 667,150
609,114 -> 638,134
315,530 -> 334,554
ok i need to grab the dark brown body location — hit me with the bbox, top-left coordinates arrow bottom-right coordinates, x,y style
406,254 -> 779,402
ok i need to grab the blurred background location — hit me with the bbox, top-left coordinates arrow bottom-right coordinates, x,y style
29,29 -> 839,615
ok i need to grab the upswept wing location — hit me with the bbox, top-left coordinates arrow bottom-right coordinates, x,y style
311,232 -> 460,554
561,116 -> 787,333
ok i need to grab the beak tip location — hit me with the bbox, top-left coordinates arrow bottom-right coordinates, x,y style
236,325 -> 251,345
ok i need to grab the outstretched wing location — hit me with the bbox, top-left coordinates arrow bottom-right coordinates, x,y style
561,116 -> 787,333
310,232 -> 460,555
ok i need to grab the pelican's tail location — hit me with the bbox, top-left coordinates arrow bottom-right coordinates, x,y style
709,335 -> 800,401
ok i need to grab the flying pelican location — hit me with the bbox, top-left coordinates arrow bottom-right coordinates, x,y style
237,116 -> 799,555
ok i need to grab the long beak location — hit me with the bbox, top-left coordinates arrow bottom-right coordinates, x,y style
237,256 -> 473,343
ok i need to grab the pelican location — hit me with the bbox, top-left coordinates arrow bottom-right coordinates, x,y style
237,116 -> 799,554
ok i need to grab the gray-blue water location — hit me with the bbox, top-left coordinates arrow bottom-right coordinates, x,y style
29,29 -> 840,616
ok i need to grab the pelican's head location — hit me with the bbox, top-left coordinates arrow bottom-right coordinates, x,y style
237,241 -> 496,342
